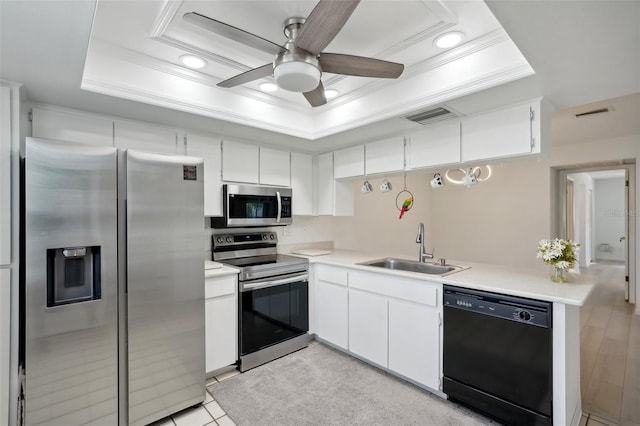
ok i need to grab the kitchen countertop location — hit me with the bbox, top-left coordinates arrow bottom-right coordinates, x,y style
205,265 -> 240,278
293,249 -> 594,306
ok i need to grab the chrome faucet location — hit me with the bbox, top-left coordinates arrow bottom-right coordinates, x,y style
416,222 -> 434,263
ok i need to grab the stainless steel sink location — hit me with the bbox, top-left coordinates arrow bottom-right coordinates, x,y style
358,258 -> 468,276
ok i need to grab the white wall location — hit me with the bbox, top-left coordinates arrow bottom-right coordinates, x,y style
291,134 -> 640,310
567,173 -> 595,267
594,178 -> 626,261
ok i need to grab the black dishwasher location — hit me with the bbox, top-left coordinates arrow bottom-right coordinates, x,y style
443,285 -> 553,426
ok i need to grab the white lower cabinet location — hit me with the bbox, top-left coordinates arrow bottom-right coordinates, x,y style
315,265 -> 349,350
320,268 -> 443,392
348,289 -> 388,367
205,273 -> 238,374
388,299 -> 440,390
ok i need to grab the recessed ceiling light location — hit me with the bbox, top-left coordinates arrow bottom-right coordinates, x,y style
180,54 -> 206,69
324,89 -> 339,99
434,32 -> 464,49
259,82 -> 278,92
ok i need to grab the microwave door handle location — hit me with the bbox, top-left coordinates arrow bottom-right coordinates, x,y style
276,191 -> 282,223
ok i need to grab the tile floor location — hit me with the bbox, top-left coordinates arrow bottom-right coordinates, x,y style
581,412 -> 626,426
151,370 -> 240,426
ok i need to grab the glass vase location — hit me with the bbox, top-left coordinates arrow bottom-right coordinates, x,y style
550,265 -> 567,283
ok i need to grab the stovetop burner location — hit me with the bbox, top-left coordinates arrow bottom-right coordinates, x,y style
212,231 -> 308,281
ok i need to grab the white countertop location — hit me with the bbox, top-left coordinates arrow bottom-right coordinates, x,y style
205,264 -> 239,278
293,250 -> 594,306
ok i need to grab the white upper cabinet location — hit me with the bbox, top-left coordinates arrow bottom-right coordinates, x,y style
114,119 -> 179,154
185,132 -> 222,217
461,98 -> 544,162
32,107 -> 114,146
290,152 -> 313,215
1,86 -> 11,266
333,145 -> 364,179
315,152 -> 353,216
259,147 -> 290,187
221,140 -> 259,184
315,152 -> 334,216
406,121 -> 461,170
365,137 -> 405,175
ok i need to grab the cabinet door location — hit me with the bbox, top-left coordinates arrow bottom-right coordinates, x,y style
0,87 -> 10,265
221,140 -> 259,183
315,152 -> 334,216
388,299 -> 440,390
259,147 -> 290,186
291,152 -> 313,215
0,269 -> 9,426
114,120 -> 178,154
406,121 -> 461,170
366,137 -> 404,175
32,107 -> 114,146
205,275 -> 238,373
186,133 -> 222,216
461,103 -> 533,162
316,280 -> 348,349
333,145 -> 364,179
348,289 -> 388,367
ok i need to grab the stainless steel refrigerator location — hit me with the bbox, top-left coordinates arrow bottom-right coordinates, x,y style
23,137 -> 205,426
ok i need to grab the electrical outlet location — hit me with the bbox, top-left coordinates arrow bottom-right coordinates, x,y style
283,227 -> 290,237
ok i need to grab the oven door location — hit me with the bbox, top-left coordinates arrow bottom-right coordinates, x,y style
225,184 -> 292,227
239,273 -> 308,356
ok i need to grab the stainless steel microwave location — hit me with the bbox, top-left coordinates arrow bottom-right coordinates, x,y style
211,184 -> 293,228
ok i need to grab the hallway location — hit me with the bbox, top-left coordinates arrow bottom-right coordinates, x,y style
580,261 -> 639,425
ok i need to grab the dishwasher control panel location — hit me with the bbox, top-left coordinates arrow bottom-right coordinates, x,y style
443,286 -> 551,328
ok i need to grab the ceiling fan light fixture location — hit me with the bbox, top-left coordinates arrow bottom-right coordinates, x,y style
434,32 -> 464,49
274,61 -> 321,92
259,82 -> 278,92
179,54 -> 207,69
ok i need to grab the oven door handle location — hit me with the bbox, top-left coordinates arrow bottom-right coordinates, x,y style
241,274 -> 308,292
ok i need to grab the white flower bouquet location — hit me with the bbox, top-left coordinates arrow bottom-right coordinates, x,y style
537,238 -> 580,282
536,238 -> 579,269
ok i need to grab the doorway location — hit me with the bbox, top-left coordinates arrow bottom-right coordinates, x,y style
558,163 -> 638,424
558,164 -> 634,302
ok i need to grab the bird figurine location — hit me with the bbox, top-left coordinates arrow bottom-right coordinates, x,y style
399,196 -> 413,219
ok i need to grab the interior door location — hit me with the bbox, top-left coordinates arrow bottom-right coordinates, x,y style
624,169 -> 630,300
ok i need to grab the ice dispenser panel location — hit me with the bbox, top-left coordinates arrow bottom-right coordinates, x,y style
46,246 -> 101,307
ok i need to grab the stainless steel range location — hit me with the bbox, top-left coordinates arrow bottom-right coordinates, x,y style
213,231 -> 310,372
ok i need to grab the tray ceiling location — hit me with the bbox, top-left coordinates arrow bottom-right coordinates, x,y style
82,0 -> 534,139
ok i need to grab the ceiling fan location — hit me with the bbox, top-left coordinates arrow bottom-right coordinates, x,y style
183,0 -> 404,107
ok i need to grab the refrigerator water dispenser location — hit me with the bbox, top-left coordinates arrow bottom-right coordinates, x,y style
46,246 -> 101,307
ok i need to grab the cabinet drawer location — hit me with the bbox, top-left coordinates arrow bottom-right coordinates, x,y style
205,275 -> 237,299
349,270 -> 439,307
315,265 -> 348,286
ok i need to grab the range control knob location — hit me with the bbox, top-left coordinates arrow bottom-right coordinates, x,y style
270,234 -> 275,240
519,310 -> 532,321
262,234 -> 268,240
225,236 -> 233,243
216,237 -> 224,244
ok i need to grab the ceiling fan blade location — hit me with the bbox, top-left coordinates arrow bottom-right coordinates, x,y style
217,64 -> 273,88
303,81 -> 327,107
319,53 -> 404,79
295,0 -> 360,55
184,12 -> 285,56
